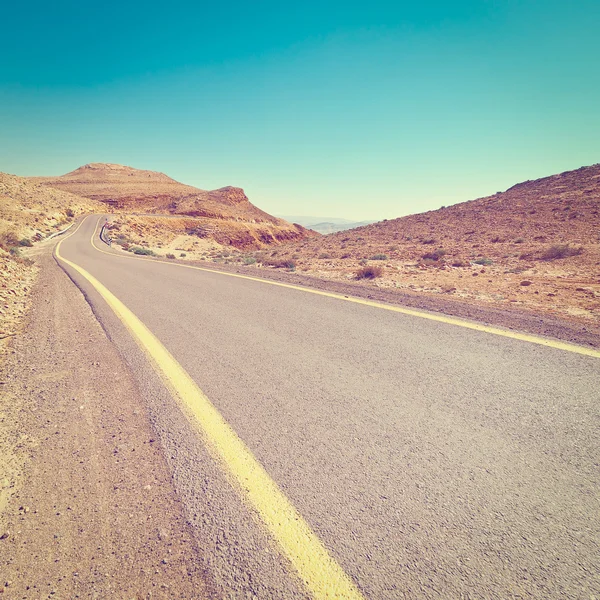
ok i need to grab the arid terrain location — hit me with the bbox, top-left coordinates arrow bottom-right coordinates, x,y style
35,163 -> 314,250
248,164 -> 600,324
1,163 -> 600,598
0,173 -> 104,354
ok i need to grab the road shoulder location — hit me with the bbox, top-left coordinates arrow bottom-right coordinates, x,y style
0,250 -> 209,598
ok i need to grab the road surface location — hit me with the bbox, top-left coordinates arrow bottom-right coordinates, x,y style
53,215 -> 599,598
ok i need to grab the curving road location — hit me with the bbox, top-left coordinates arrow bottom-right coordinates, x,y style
55,215 -> 600,599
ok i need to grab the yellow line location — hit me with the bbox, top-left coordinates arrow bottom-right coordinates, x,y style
55,226 -> 364,599
89,215 -> 600,360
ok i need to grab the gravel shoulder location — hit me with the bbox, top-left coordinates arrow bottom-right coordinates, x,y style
0,250 -> 208,598
157,257 -> 600,349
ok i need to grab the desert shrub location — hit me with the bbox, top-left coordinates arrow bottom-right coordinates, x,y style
279,259 -> 296,270
9,247 -> 22,257
451,259 -> 465,267
421,249 -> 446,261
243,256 -> 257,265
19,238 -> 33,247
132,247 -> 155,256
356,265 -> 383,279
514,238 -> 525,244
166,253 -> 176,259
318,253 -> 332,259
422,238 -> 436,245
65,208 -> 75,218
0,231 -> 19,251
180,253 -> 187,257
473,257 -> 493,265
263,257 -> 296,269
490,236 -> 503,243
369,254 -> 389,260
341,253 -> 351,259
541,244 -> 583,260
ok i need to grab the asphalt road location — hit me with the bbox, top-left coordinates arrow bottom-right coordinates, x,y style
56,215 -> 600,599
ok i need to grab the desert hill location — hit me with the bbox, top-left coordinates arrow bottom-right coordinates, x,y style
35,163 -> 285,223
33,163 -> 314,250
256,164 -> 600,322
0,172 -> 105,350
0,171 -> 104,251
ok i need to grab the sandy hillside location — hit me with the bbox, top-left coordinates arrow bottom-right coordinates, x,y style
250,164 -> 600,323
34,163 -> 315,253
0,173 -> 104,353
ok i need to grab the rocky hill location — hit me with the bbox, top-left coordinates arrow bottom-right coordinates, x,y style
256,164 -> 600,323
34,163 -> 314,250
35,163 -> 286,222
0,173 -> 104,352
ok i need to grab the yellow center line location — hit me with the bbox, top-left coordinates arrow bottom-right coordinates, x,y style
55,217 -> 365,599
89,215 -> 600,359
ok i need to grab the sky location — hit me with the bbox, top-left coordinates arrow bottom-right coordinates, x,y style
1,1 -> 599,221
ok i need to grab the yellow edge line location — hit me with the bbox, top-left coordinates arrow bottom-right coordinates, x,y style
90,215 -> 600,359
55,220 -> 364,600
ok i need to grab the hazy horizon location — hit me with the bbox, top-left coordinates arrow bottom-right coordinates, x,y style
2,0 -> 599,221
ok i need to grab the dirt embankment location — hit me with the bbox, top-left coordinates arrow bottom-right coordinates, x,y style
0,252 -> 209,598
0,172 -> 104,356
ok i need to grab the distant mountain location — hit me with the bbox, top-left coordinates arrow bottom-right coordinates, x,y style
277,215 -> 376,234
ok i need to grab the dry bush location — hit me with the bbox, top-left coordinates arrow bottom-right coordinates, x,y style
356,265 -> 383,279
263,257 -> 296,269
0,230 -> 19,251
421,249 -> 446,261
541,244 -> 583,260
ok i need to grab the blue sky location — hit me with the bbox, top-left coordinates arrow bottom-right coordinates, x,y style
1,0 -> 599,220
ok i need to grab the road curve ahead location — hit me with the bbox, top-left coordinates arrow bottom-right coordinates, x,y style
55,215 -> 600,599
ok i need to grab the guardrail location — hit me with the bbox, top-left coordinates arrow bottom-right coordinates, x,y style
99,222 -> 112,246
46,222 -> 75,240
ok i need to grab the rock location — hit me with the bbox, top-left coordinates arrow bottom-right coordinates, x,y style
520,280 -> 532,286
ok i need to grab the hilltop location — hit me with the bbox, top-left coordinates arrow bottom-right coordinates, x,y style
252,164 -> 600,323
34,163 -> 314,251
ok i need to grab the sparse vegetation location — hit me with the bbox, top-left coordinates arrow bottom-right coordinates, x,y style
421,249 -> 446,261
318,253 -> 332,259
0,231 -> 19,251
131,247 -> 155,256
541,244 -> 583,260
262,257 -> 296,270
356,265 -> 383,279
473,257 -> 493,265
166,253 -> 176,259
369,254 -> 389,260
19,238 -> 33,247
421,238 -> 436,245
243,256 -> 257,265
